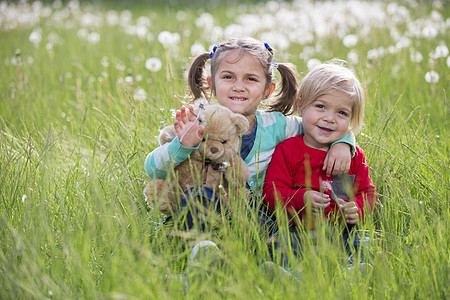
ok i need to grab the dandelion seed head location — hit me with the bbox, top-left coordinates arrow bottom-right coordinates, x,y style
87,32 -> 100,44
106,10 -> 119,26
101,56 -> 109,68
195,12 -> 214,28
430,43 -> 449,59
133,87 -> 147,101
343,34 -> 358,48
158,31 -> 180,47
347,50 -> 359,64
424,70 -> 439,83
176,11 -> 187,21
145,57 -> 162,72
307,58 -> 321,70
29,30 -> 42,44
410,50 -> 423,63
116,62 -> 125,71
190,42 -> 206,56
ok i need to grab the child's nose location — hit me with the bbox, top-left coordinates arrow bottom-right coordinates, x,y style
232,81 -> 245,91
323,111 -> 335,122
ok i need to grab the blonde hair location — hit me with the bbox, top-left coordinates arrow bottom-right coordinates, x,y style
296,61 -> 364,133
188,37 -> 298,115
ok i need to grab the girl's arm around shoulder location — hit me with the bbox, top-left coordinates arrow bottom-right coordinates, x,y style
144,136 -> 199,179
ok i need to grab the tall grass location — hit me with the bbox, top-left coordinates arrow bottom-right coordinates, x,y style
1,1 -> 448,299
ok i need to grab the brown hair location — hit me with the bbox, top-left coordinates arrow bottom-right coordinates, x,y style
188,37 -> 298,115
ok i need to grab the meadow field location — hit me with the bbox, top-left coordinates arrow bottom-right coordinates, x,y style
0,0 -> 448,298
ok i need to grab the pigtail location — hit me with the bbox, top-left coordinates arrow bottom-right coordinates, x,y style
188,52 -> 211,101
267,62 -> 298,115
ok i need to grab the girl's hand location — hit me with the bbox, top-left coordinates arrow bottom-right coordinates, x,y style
304,190 -> 331,215
174,105 -> 205,148
337,198 -> 359,224
323,143 -> 351,177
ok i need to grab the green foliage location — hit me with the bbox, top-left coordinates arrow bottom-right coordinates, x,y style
0,1 -> 448,299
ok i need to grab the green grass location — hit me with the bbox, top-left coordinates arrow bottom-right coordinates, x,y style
1,1 -> 449,299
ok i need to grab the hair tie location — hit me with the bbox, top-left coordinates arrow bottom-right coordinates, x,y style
264,42 -> 272,51
272,61 -> 278,69
209,45 -> 218,59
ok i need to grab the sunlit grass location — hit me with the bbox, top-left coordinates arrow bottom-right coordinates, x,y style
1,0 -> 448,299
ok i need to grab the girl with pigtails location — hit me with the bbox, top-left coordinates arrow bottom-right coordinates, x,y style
144,37 -> 355,269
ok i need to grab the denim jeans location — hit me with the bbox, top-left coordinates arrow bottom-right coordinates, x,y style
165,186 -> 276,235
271,224 -> 371,267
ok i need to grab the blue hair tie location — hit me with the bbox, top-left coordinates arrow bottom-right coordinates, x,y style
209,45 -> 218,58
264,42 -> 271,51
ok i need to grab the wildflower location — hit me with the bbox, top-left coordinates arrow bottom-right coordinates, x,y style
158,31 -> 180,47
307,58 -> 321,70
343,34 -> 358,48
29,30 -> 42,45
136,26 -> 148,39
347,50 -> 359,64
176,11 -> 187,21
106,10 -> 119,26
424,70 -> 439,83
410,50 -> 423,63
145,57 -> 162,72
120,10 -> 133,24
21,194 -> 27,203
125,76 -> 133,84
101,56 -> 109,68
116,62 -> 126,71
195,13 -> 214,28
77,28 -> 88,39
430,44 -> 449,59
87,32 -> 100,44
133,87 -> 147,101
191,42 -> 206,56
367,47 -> 385,60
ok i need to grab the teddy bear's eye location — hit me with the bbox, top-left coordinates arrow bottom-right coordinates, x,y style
202,138 -> 206,142
221,140 -> 227,144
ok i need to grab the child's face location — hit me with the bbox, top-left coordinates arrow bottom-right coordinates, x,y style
300,90 -> 352,151
209,49 -> 274,118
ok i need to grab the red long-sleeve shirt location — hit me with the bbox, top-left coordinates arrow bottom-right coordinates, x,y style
263,135 -> 376,225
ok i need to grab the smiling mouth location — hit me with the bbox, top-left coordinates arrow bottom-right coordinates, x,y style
318,126 -> 333,132
230,97 -> 247,102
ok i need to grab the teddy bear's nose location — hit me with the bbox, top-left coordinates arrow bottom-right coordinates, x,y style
210,147 -> 219,154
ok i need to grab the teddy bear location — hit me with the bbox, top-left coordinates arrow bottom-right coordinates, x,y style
144,101 -> 250,215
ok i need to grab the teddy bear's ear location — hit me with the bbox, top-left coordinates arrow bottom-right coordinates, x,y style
231,113 -> 249,134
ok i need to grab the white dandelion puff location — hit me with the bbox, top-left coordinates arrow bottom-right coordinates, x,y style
191,42 -> 206,56
424,70 -> 439,83
87,32 -> 100,44
158,31 -> 180,47
133,87 -> 147,101
410,50 -> 423,63
307,58 -> 321,70
145,57 -> 162,72
29,30 -> 42,44
343,34 -> 358,48
430,44 -> 449,59
125,76 -> 133,84
347,50 -> 359,64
